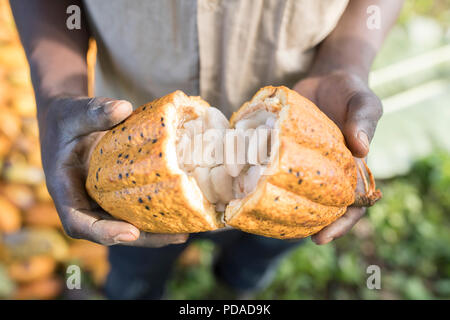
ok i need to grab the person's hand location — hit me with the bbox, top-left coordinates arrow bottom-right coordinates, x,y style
293,70 -> 383,245
39,96 -> 189,247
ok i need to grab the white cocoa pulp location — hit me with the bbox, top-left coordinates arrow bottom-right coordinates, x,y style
176,106 -> 278,212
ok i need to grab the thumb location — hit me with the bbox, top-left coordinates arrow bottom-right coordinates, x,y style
62,97 -> 133,138
343,91 -> 383,158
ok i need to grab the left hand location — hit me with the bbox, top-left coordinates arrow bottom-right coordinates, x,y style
293,70 -> 383,245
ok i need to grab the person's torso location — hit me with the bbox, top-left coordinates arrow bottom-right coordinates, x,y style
84,0 -> 348,117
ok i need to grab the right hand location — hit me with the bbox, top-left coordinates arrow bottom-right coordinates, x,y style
39,96 -> 189,247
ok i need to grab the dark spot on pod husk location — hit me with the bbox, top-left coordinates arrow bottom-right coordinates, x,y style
152,139 -> 157,144
116,160 -> 120,164
161,117 -> 164,122
124,154 -> 129,159
112,130 -> 116,134
126,173 -> 129,178
128,136 -> 131,141
153,214 -> 158,218
296,172 -> 300,177
138,198 -> 143,203
298,179 -> 303,184
140,133 -> 144,138
294,206 -> 298,210
288,168 -> 292,173
324,152 -> 329,156
160,212 -> 165,216
138,148 -> 142,153
118,153 -> 122,158
320,183 -> 324,187
147,195 -> 152,201
115,139 -> 118,142
280,233 -> 285,236
100,148 -> 103,155
155,189 -> 159,194
156,173 -> 160,177
143,106 -> 146,110
118,173 -> 122,179
159,152 -> 162,157
274,196 -> 279,201
96,172 -> 99,181
122,127 -> 126,131
317,170 -> 321,175
94,185 -> 97,189
145,206 -> 150,210
161,123 -> 165,127
130,160 -> 134,164
132,181 -> 136,184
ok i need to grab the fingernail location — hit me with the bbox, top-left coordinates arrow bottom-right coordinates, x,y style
357,131 -> 370,151
104,100 -> 129,114
322,236 -> 333,244
114,232 -> 137,243
312,236 -> 333,245
173,235 -> 188,244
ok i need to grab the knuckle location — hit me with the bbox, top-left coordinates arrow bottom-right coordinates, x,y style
60,214 -> 81,240
85,98 -> 104,120
86,97 -> 118,127
94,227 -> 116,244
86,97 -> 104,112
349,91 -> 383,120
348,91 -> 370,108
343,71 -> 362,85
61,220 -> 77,239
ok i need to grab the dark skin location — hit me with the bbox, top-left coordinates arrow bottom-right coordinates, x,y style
10,0 -> 187,246
294,0 -> 403,244
10,0 -> 403,247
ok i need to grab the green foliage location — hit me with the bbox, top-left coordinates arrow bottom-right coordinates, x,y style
0,263 -> 15,298
398,0 -> 450,27
167,240 -> 217,300
168,152 -> 450,300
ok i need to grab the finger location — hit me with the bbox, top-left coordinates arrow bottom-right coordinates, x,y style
52,172 -> 186,247
49,163 -> 188,247
120,232 -> 189,248
48,163 -> 140,245
59,97 -> 133,138
311,207 -> 366,245
61,206 -> 141,246
343,91 -> 383,158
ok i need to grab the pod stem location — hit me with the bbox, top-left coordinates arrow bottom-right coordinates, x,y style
353,158 -> 382,207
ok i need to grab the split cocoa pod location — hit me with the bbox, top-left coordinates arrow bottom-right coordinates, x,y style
86,86 -> 381,239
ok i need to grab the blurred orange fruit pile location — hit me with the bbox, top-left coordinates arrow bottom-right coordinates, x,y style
0,1 -> 108,299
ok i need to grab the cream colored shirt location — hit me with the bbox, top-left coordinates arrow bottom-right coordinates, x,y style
84,0 -> 348,117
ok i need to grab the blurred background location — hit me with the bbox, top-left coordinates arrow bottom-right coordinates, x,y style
0,0 -> 449,300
